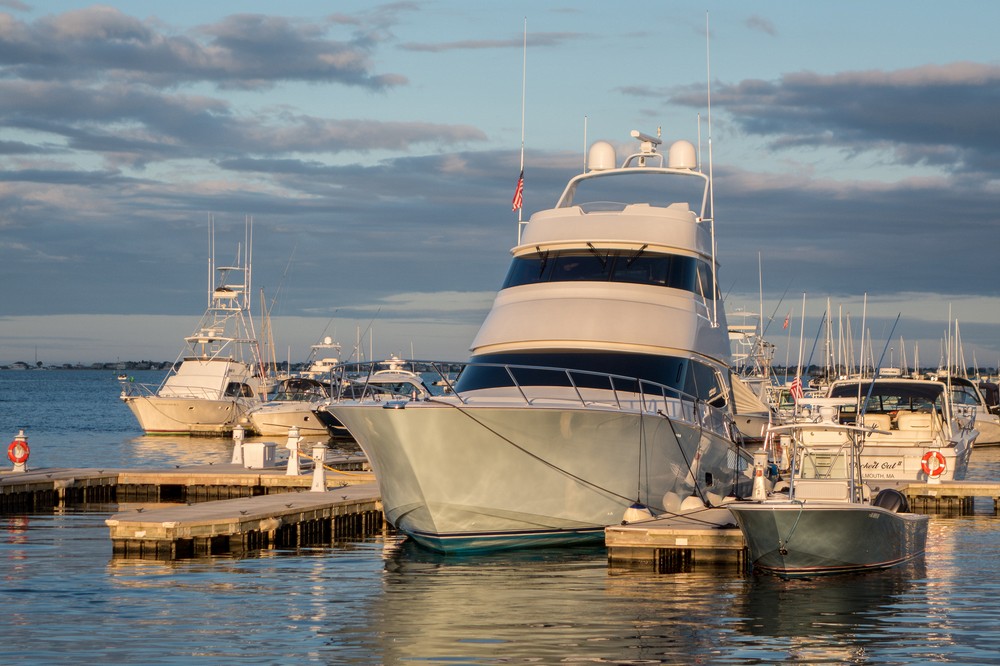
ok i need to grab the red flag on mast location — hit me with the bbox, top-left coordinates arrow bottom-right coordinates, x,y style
512,170 -> 524,211
783,312 -> 790,330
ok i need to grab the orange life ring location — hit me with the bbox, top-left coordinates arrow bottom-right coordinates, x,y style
920,450 -> 946,477
7,440 -> 29,464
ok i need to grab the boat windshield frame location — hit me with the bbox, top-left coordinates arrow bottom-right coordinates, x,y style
554,167 -> 710,218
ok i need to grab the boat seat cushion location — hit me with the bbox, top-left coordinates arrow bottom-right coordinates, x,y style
896,411 -> 938,430
862,413 -> 893,431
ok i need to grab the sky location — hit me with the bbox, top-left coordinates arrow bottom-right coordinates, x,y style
2,1 -> 1000,371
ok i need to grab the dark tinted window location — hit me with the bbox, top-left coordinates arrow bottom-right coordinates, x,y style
454,351 -> 692,394
502,250 -> 713,298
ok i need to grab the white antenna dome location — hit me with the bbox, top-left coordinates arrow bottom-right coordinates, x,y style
667,140 -> 697,170
588,141 -> 616,171
323,336 -> 333,345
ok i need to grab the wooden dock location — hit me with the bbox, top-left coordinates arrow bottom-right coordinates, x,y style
902,480 -> 1000,513
0,459 -> 384,559
606,507 -> 746,573
106,481 -> 382,559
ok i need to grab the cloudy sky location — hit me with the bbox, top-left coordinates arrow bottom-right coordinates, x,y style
2,1 -> 999,370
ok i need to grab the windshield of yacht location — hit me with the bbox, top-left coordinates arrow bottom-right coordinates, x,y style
560,170 -> 708,213
502,248 -> 719,299
829,381 -> 945,414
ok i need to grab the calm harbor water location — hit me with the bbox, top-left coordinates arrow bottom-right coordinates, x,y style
2,369 -> 1000,664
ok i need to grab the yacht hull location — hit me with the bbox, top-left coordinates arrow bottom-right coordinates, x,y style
728,502 -> 929,576
123,396 -> 249,436
328,399 -> 751,552
248,402 -> 330,437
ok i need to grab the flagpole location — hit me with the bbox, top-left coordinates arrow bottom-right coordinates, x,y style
795,293 -> 806,401
516,17 -> 527,244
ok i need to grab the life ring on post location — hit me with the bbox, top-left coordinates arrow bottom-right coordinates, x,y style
920,450 -> 946,478
7,440 -> 29,464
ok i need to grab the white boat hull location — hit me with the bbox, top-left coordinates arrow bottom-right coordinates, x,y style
328,398 -> 752,551
248,402 -> 330,437
858,443 -> 974,483
123,395 -> 251,436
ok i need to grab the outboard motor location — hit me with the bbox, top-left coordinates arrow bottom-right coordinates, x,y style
873,488 -> 910,513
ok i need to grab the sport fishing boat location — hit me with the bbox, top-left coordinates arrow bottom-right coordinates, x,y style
325,129 -> 754,552
729,398 -> 929,577
825,377 -> 978,482
120,224 -> 266,436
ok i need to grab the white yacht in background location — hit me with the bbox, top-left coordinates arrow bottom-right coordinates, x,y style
326,129 -> 755,552
120,223 -> 266,436
299,336 -> 343,380
247,376 -> 331,437
823,377 -> 978,482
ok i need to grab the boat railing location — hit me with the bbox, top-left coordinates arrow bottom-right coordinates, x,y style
119,380 -> 227,401
329,359 -> 732,439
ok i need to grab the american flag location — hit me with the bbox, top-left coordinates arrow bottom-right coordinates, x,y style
511,170 -> 524,211
783,312 -> 790,330
790,376 -> 804,400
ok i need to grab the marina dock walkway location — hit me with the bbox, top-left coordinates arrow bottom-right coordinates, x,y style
0,459 -> 383,559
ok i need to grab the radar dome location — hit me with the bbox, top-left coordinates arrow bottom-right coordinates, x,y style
588,141 -> 616,171
668,140 -> 697,170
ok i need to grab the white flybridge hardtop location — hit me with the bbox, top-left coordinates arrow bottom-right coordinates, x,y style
326,129 -> 754,552
473,130 -> 729,364
120,221 -> 267,436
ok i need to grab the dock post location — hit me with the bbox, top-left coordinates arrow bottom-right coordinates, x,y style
310,440 -> 328,492
286,426 -> 302,475
8,429 -> 29,473
230,425 -> 245,465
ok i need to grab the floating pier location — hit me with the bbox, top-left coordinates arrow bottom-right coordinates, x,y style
606,506 -> 746,573
0,456 -> 383,560
106,481 -> 382,559
902,480 -> 1000,514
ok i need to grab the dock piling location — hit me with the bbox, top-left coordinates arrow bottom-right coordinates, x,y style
310,441 -> 327,492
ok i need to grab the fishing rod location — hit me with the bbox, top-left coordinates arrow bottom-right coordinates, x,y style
761,278 -> 794,337
859,313 -> 902,418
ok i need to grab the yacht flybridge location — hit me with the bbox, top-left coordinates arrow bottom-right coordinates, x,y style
326,129 -> 754,552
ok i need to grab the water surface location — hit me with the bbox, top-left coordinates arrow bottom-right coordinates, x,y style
2,370 -> 999,664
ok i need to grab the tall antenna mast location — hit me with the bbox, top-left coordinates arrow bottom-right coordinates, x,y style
705,11 -> 718,327
516,17 -> 528,244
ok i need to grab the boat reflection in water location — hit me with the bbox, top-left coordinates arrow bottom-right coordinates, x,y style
733,560 -> 926,662
369,536 -> 931,664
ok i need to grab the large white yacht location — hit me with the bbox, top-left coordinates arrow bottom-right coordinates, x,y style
120,224 -> 266,436
326,130 -> 755,551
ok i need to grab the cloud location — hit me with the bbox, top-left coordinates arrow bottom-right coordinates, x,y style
0,6 -> 406,90
745,15 -> 777,37
399,31 -> 583,52
0,79 -> 486,167
668,62 -> 1000,175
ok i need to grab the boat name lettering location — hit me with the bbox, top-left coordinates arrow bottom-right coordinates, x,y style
861,460 -> 904,471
